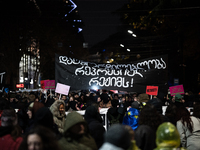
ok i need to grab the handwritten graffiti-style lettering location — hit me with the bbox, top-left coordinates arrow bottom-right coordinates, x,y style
0,72 -> 6,92
59,56 -> 88,66
0,72 -> 5,84
89,77 -> 130,88
57,55 -> 167,89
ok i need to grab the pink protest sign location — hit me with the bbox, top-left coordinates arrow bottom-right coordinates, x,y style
169,85 -> 184,96
55,83 -> 70,95
44,80 -> 55,89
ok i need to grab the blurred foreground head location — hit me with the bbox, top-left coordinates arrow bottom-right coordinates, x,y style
155,122 -> 180,149
1,109 -> 17,127
102,124 -> 131,150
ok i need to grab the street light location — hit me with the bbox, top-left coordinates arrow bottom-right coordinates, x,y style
128,30 -> 137,37
120,44 -> 124,47
128,30 -> 133,34
132,34 -> 137,37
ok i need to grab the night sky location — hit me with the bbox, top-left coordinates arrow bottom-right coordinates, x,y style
76,0 -> 128,48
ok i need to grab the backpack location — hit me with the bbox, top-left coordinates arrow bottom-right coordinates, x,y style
109,113 -> 121,126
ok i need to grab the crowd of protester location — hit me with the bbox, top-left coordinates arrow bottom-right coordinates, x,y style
0,89 -> 200,150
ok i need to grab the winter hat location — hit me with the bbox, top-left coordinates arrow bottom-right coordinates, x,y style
64,111 -> 86,132
28,94 -> 36,102
1,109 -> 17,127
175,94 -> 182,102
104,124 -> 131,149
138,93 -> 149,103
131,101 -> 140,110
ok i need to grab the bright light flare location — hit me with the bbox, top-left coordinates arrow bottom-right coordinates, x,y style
120,44 -> 124,47
132,34 -> 137,37
91,85 -> 99,91
128,30 -> 133,34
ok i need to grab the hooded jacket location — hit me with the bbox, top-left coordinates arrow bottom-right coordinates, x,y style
59,111 -> 98,150
50,100 -> 66,134
84,105 -> 105,148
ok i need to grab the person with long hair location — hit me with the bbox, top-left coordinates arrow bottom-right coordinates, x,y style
18,125 -> 61,150
134,103 -> 163,150
84,104 -> 105,148
25,101 -> 45,133
176,105 -> 200,150
164,104 -> 177,126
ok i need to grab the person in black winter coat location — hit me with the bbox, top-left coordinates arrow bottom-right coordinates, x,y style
135,104 -> 163,150
100,90 -> 110,104
107,99 -> 125,126
34,107 -> 61,139
84,104 -> 105,148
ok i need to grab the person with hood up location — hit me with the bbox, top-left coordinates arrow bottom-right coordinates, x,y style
84,104 -> 105,148
122,101 -> 140,130
50,100 -> 66,134
154,122 -> 186,150
0,108 -> 23,150
59,111 -> 98,150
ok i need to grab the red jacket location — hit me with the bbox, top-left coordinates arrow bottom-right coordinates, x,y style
0,134 -> 23,150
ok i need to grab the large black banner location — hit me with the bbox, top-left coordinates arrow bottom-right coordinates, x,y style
55,54 -> 168,93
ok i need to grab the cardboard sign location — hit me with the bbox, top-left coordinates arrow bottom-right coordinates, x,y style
146,86 -> 158,95
44,80 -> 55,89
55,83 -> 70,96
169,85 -> 184,96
